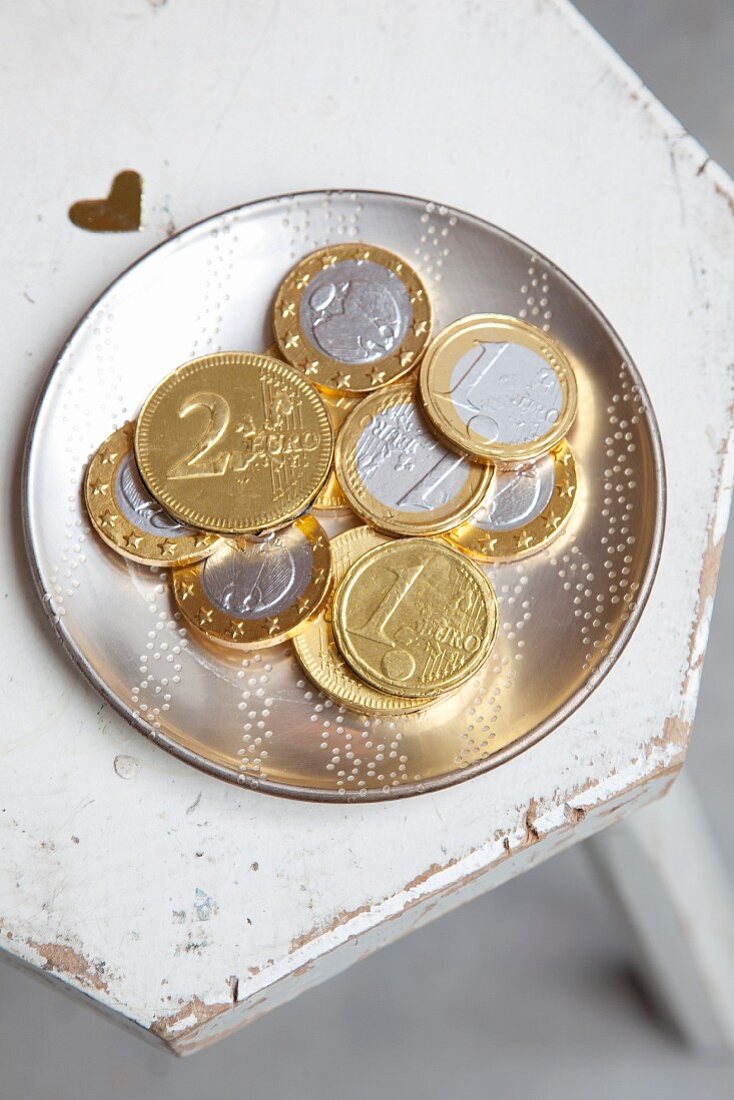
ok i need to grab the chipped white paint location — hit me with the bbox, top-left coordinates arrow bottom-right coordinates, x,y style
1,0 -> 733,1053
194,890 -> 217,922
113,755 -> 140,780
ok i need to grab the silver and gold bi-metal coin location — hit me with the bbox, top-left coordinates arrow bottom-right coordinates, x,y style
293,526 -> 436,715
333,538 -> 498,699
447,441 -> 578,561
135,352 -> 333,534
334,383 -> 491,536
84,423 -> 220,566
419,314 -> 578,466
172,515 -> 332,649
273,243 -> 432,396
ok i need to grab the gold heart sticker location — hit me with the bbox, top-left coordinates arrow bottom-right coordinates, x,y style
68,170 -> 143,232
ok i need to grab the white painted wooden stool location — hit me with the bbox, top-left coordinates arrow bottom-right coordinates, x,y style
2,0 -> 734,1054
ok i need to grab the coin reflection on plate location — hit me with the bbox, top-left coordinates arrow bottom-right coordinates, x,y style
172,515 -> 332,648
334,383 -> 490,536
447,442 -> 578,561
273,243 -> 432,395
419,314 -> 578,465
84,423 -> 220,566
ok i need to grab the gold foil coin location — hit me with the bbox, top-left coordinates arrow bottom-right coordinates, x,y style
419,314 -> 578,465
293,526 -> 436,715
84,423 -> 220,566
448,442 -> 578,561
265,341 -> 356,511
135,352 -> 333,534
172,515 -> 332,649
334,383 -> 491,536
273,243 -> 432,395
333,538 -> 498,698
313,391 -> 358,511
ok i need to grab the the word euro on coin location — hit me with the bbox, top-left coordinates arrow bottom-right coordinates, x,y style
333,538 -> 498,698
334,383 -> 491,537
273,243 -> 432,396
448,442 -> 578,561
172,515 -> 332,649
265,341 -> 356,511
135,352 -> 333,534
419,314 -> 578,465
84,422 -> 220,566
293,526 -> 436,715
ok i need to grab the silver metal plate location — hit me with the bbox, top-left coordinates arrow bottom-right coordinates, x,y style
22,190 -> 665,802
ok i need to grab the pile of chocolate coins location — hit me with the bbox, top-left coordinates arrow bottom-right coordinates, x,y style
84,242 -> 579,716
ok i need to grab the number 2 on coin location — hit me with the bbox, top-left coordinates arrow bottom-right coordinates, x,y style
167,392 -> 230,479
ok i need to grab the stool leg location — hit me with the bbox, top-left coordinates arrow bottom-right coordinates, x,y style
586,772 -> 734,1051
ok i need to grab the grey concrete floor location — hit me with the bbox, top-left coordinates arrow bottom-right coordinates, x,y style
3,2 -> 734,1097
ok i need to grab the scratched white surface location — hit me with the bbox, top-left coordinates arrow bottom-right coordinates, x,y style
1,0 -> 733,1051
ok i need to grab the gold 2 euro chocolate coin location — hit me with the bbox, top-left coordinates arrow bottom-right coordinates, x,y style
419,314 -> 578,466
333,538 -> 498,699
172,515 -> 332,649
273,243 -> 432,396
135,352 -> 333,535
84,422 -> 220,566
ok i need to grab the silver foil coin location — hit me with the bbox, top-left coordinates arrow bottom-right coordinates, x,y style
201,534 -> 312,620
115,453 -> 191,537
471,456 -> 556,532
449,341 -> 563,444
355,400 -> 471,512
300,259 -> 412,364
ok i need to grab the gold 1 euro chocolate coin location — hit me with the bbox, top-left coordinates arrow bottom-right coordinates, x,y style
447,442 -> 578,562
334,383 -> 491,536
172,515 -> 332,649
293,526 -> 436,715
419,314 -> 578,465
273,243 -> 432,396
332,538 -> 498,698
85,423 -> 220,566
135,352 -> 333,534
